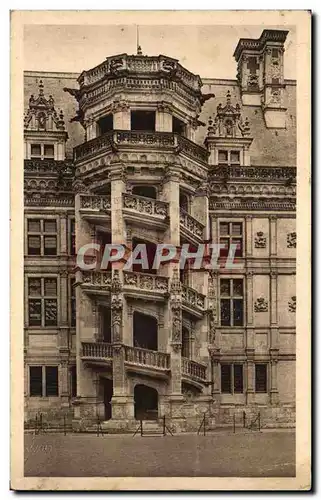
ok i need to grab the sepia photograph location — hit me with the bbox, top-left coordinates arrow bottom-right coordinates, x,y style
10,9 -> 311,491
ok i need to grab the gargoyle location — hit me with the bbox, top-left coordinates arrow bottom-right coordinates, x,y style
63,87 -> 81,101
200,93 -> 215,105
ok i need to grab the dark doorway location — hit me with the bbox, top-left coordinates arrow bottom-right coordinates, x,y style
102,378 -> 113,420
132,185 -> 157,199
179,191 -> 189,212
181,327 -> 190,358
100,306 -> 111,343
133,311 -> 158,351
132,238 -> 157,274
134,384 -> 158,420
131,110 -> 155,131
97,114 -> 113,135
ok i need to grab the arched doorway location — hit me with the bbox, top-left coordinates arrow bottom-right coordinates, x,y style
134,384 -> 158,420
133,311 -> 158,351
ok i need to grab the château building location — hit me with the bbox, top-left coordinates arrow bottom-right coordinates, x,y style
24,29 -> 296,430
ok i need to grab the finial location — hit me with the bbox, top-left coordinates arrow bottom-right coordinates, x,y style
39,80 -> 44,96
226,90 -> 231,105
137,45 -> 143,55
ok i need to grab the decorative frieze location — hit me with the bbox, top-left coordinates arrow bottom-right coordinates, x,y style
288,296 -> 296,313
80,194 -> 111,211
209,197 -> 296,211
287,232 -> 297,248
24,194 -> 74,207
123,271 -> 169,293
210,165 -> 296,182
81,271 -> 112,287
182,285 -> 206,311
254,231 -> 267,248
254,297 -> 268,312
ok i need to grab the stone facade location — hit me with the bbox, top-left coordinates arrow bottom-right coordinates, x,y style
24,29 -> 296,430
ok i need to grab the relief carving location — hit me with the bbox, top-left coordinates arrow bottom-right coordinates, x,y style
254,297 -> 268,313
254,231 -> 267,248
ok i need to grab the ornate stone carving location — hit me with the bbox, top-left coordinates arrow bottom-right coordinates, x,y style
287,232 -> 297,248
288,296 -> 296,313
254,231 -> 267,248
182,285 -> 206,310
180,210 -> 204,239
205,91 -> 251,139
24,80 -> 67,133
254,297 -> 268,312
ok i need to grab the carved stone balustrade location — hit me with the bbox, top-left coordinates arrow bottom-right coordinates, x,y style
122,193 -> 169,226
124,346 -> 170,370
79,194 -> 111,211
210,165 -> 296,182
180,209 -> 205,243
82,342 -> 113,360
123,271 -> 169,301
81,271 -> 112,288
182,285 -> 206,316
74,130 -> 209,166
182,358 -> 207,381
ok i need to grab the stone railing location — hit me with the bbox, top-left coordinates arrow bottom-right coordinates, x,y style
210,165 -> 296,182
182,358 -> 207,381
182,285 -> 206,310
82,342 -> 113,359
74,130 -> 114,161
80,194 -> 111,211
124,345 -> 170,370
24,194 -> 74,207
123,271 -> 169,293
81,271 -> 112,287
180,209 -> 205,240
74,130 -> 209,165
209,197 -> 296,211
123,193 -> 168,218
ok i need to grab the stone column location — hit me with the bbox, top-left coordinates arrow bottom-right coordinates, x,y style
246,271 -> 255,350
269,215 -> 277,257
270,358 -> 279,405
110,160 -> 126,248
112,101 -> 130,130
270,270 -> 279,404
245,215 -> 253,258
246,355 -> 255,404
59,212 -> 68,257
169,272 -> 182,395
58,270 -> 70,352
59,359 -> 69,406
156,103 -> 172,132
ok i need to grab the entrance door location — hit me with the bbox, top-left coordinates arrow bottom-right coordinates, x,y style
103,378 -> 113,420
134,384 -> 158,420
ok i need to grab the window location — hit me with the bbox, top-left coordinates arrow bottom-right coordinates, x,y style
30,143 -> 55,160
220,278 -> 244,326
70,365 -> 77,398
97,114 -> 113,135
28,277 -> 58,327
132,185 -> 157,199
29,366 -> 59,397
221,364 -> 244,393
29,366 -> 43,396
179,192 -> 189,212
131,110 -> 155,131
173,116 -> 186,136
218,150 -> 241,166
219,221 -> 243,258
69,219 -> 75,256
70,278 -> 76,327
27,219 -> 57,256
255,364 -> 267,393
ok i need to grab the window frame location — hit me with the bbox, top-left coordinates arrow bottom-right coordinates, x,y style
219,220 -> 244,258
217,148 -> 242,166
30,142 -> 55,160
220,363 -> 244,394
26,217 -> 58,257
29,365 -> 59,397
27,276 -> 59,328
255,363 -> 268,393
219,277 -> 244,327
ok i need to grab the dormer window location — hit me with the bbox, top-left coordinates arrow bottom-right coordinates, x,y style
30,143 -> 55,160
218,150 -> 241,166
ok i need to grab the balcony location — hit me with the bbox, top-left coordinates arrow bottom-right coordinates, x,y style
80,271 -> 112,293
79,194 -> 111,223
122,193 -> 169,230
81,342 -> 113,368
182,358 -> 207,383
123,271 -> 169,301
182,285 -> 206,317
180,209 -> 205,243
74,130 -> 209,167
124,345 -> 170,377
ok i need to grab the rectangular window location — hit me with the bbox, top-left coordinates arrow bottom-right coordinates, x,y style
219,221 -> 243,258
131,110 -> 156,131
30,144 -> 41,158
30,143 -> 55,160
45,366 -> 59,396
255,364 -> 267,393
220,278 -> 244,326
173,116 -> 186,136
28,277 -> 58,327
218,150 -> 241,166
70,278 -> 76,327
44,144 -> 54,158
69,219 -> 76,256
29,366 -> 43,396
70,365 -> 77,398
220,364 -> 244,394
27,218 -> 57,256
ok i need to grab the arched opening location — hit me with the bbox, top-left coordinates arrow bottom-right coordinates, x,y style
97,114 -> 113,136
181,327 -> 190,358
132,185 -> 157,199
133,311 -> 158,351
132,237 -> 157,274
134,384 -> 158,420
102,378 -> 113,420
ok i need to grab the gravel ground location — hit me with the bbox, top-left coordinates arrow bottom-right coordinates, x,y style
24,431 -> 295,477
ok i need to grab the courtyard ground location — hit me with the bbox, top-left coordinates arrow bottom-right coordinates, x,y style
24,430 -> 295,478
